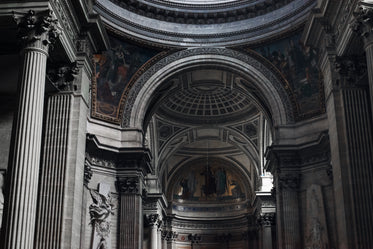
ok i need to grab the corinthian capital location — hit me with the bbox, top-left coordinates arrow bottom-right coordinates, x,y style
352,2 -> 373,41
13,10 -> 60,50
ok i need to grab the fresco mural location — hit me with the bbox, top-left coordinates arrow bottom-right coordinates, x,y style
172,162 -> 246,202
92,35 -> 159,122
254,32 -> 325,119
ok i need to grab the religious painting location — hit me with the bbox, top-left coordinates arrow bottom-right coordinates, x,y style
254,32 -> 325,119
171,161 -> 246,202
92,35 -> 159,122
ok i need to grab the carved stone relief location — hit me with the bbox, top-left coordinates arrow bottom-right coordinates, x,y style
305,184 -> 329,249
89,183 -> 115,249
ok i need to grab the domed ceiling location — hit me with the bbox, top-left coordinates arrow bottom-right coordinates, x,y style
94,0 -> 316,47
156,69 -> 260,125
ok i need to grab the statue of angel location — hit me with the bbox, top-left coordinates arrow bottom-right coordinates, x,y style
89,188 -> 115,225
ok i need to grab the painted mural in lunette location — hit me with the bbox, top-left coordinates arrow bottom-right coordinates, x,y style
92,36 -> 159,122
173,163 -> 246,202
254,33 -> 324,119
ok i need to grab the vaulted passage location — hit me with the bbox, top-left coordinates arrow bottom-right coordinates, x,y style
0,1 -> 373,249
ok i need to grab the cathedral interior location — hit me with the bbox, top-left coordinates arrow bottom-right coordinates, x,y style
0,0 -> 373,248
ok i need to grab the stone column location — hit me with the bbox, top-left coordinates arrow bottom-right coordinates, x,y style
258,213 -> 275,249
352,3 -> 373,116
145,214 -> 160,249
1,10 -> 58,249
117,176 -> 144,249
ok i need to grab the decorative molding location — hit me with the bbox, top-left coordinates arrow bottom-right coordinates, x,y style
116,177 -> 140,194
51,0 -> 78,45
109,0 -> 292,25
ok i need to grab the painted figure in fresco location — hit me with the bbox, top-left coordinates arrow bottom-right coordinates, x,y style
200,164 -> 216,198
215,167 -> 227,196
187,170 -> 197,197
230,180 -> 242,198
180,178 -> 190,199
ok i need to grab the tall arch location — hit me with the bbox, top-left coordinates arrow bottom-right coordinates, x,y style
121,48 -> 295,130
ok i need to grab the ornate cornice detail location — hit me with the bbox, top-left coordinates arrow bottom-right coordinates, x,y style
47,62 -> 79,92
116,177 -> 140,194
109,0 -> 292,25
51,0 -> 78,46
13,10 -> 60,51
96,0 -> 315,47
258,213 -> 276,226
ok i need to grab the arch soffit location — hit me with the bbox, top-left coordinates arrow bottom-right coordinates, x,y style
157,126 -> 260,183
122,48 -> 295,129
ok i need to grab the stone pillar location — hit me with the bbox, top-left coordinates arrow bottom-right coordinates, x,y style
117,176 -> 144,249
321,52 -> 373,248
1,10 -> 58,249
258,213 -> 275,249
278,174 -> 300,249
145,214 -> 160,249
266,149 -> 301,249
352,3 -> 373,116
34,62 -> 80,249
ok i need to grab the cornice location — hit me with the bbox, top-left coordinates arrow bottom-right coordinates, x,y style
94,0 -> 315,47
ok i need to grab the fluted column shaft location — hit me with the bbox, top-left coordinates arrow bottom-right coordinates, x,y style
151,224 -> 158,249
282,189 -> 300,248
34,94 -> 72,249
1,10 -> 59,249
2,36 -> 48,249
117,177 -> 143,249
365,43 -> 373,106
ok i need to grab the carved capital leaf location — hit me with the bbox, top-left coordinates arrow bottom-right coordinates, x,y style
13,10 -> 60,50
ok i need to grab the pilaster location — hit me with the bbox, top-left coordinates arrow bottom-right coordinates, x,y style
34,60 -> 89,249
258,213 -> 275,249
1,9 -> 58,249
322,51 -> 373,248
116,150 -> 152,249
